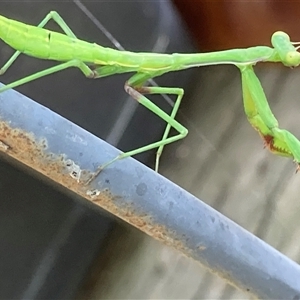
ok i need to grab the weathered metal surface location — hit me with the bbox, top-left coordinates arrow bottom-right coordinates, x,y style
0,85 -> 300,299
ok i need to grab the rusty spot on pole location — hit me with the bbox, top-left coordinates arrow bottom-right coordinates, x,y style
0,119 -> 187,250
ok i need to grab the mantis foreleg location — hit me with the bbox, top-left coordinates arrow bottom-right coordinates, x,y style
239,64 -> 300,168
239,65 -> 278,135
272,128 -> 300,171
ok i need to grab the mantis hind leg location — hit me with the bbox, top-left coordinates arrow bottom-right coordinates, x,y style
0,11 -> 82,74
0,60 -> 94,94
0,63 -> 136,94
86,73 -> 188,184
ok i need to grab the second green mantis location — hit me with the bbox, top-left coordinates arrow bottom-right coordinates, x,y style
0,12 -> 299,182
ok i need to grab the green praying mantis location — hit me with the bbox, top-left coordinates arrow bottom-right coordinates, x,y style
0,11 -> 299,183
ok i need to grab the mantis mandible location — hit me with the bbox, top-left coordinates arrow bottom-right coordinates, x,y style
0,11 -> 299,183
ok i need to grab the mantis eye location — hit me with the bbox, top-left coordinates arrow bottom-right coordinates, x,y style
285,51 -> 300,67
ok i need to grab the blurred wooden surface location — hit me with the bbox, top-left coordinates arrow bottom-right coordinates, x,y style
172,1 -> 300,50
79,64 -> 300,299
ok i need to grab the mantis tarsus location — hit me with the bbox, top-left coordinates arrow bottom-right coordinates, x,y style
0,11 -> 300,183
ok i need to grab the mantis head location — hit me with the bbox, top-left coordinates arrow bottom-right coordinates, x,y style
271,31 -> 300,67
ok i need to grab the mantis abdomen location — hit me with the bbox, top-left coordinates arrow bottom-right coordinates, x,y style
0,14 -> 174,71
0,15 -> 105,63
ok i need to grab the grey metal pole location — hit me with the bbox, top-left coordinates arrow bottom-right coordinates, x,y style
0,85 -> 299,299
